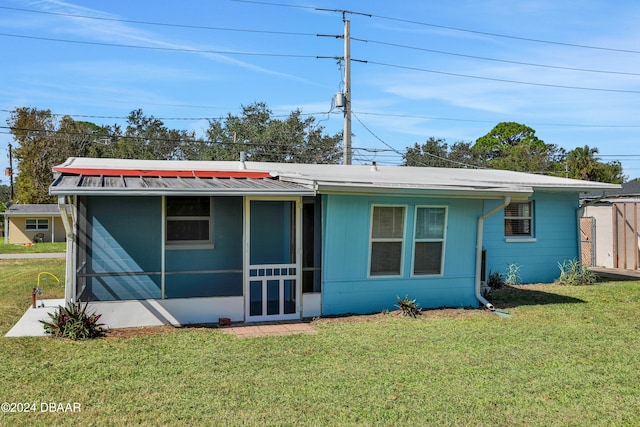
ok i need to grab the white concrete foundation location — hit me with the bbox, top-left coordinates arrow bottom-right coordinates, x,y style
91,297 -> 245,328
302,293 -> 321,318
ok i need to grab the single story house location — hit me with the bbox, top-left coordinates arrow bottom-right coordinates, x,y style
2,204 -> 67,244
581,180 -> 640,270
49,157 -> 618,328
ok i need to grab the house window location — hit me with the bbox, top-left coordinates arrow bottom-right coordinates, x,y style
369,206 -> 406,276
413,207 -> 447,275
504,202 -> 533,237
166,196 -> 211,245
26,219 -> 49,231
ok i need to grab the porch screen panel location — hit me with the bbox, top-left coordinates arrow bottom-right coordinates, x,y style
164,196 -> 243,298
250,200 -> 295,265
77,196 -> 162,301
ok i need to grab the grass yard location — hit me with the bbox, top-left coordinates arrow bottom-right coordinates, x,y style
0,242 -> 66,254
0,259 -> 639,426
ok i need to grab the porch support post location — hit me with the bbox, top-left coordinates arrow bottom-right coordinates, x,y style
57,196 -> 75,303
161,196 -> 166,299
295,197 -> 302,314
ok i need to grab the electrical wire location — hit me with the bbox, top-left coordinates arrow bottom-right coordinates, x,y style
366,60 -> 640,94
0,6 -> 318,36
0,33 -> 320,58
355,38 -> 640,76
5,5 -> 637,77
234,0 -> 640,54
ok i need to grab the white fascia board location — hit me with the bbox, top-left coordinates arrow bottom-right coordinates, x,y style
49,188 -> 316,197
532,184 -> 621,193
315,183 -> 533,199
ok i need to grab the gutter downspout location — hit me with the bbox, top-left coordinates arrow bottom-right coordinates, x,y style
476,196 -> 511,311
57,196 -> 75,303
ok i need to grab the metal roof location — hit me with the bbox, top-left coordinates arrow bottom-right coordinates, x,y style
4,204 -> 60,216
49,157 -> 620,197
50,174 -> 314,196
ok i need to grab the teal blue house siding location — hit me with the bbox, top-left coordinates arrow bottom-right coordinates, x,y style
83,196 -> 162,300
321,194 -> 483,315
483,192 -> 580,283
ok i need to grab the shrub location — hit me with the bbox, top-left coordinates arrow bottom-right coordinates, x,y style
555,259 -> 597,286
487,270 -> 505,289
40,300 -> 106,340
396,295 -> 421,318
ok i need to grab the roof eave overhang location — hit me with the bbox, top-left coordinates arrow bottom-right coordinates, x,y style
49,188 -> 316,197
2,212 -> 61,217
533,185 -> 621,193
314,183 -> 533,199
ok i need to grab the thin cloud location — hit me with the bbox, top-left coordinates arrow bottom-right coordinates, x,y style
27,0 -> 313,82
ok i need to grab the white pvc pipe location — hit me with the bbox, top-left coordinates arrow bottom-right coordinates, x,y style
475,196 -> 511,311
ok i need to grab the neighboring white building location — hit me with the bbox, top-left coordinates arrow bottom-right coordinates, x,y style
581,180 -> 640,270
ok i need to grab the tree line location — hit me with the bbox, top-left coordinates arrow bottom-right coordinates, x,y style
4,105 -> 624,204
403,122 -> 624,184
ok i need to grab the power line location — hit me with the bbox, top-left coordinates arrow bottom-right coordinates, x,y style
2,108 -> 639,130
0,108 -> 334,122
351,111 -> 640,129
356,38 -> 640,76
352,111 -> 482,169
366,60 -> 640,94
233,0 -> 640,54
5,4 -> 638,77
370,14 -> 640,55
0,33 -> 319,58
5,32 -> 633,93
0,6 -> 318,37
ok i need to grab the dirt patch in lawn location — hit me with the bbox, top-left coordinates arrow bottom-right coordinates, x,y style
105,325 -> 179,339
314,308 -> 486,325
104,308 -> 488,338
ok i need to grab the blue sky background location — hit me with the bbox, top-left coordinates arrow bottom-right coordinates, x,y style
1,0 -> 639,179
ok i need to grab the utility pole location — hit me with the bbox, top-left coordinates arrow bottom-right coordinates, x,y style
343,16 -> 352,165
7,143 -> 13,201
317,9 -> 369,165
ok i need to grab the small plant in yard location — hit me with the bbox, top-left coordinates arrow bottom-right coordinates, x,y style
487,270 -> 505,289
395,295 -> 421,318
555,259 -> 597,286
40,300 -> 106,340
504,262 -> 522,286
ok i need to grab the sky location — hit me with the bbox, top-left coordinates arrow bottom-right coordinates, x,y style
1,0 -> 639,182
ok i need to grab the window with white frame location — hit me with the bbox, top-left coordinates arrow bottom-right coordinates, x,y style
504,201 -> 533,237
369,206 -> 405,276
25,218 -> 49,231
413,207 -> 447,275
166,196 -> 211,245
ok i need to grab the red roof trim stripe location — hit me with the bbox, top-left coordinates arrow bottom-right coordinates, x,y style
53,167 -> 272,179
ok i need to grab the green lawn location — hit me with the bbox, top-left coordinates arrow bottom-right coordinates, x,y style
1,259 -> 639,426
0,242 -> 66,254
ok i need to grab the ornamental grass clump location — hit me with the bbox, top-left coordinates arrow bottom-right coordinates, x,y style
555,259 -> 597,286
40,300 -> 106,340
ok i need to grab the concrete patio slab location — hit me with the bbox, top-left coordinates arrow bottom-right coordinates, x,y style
5,299 -> 65,337
0,253 -> 65,259
6,301 -> 317,338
